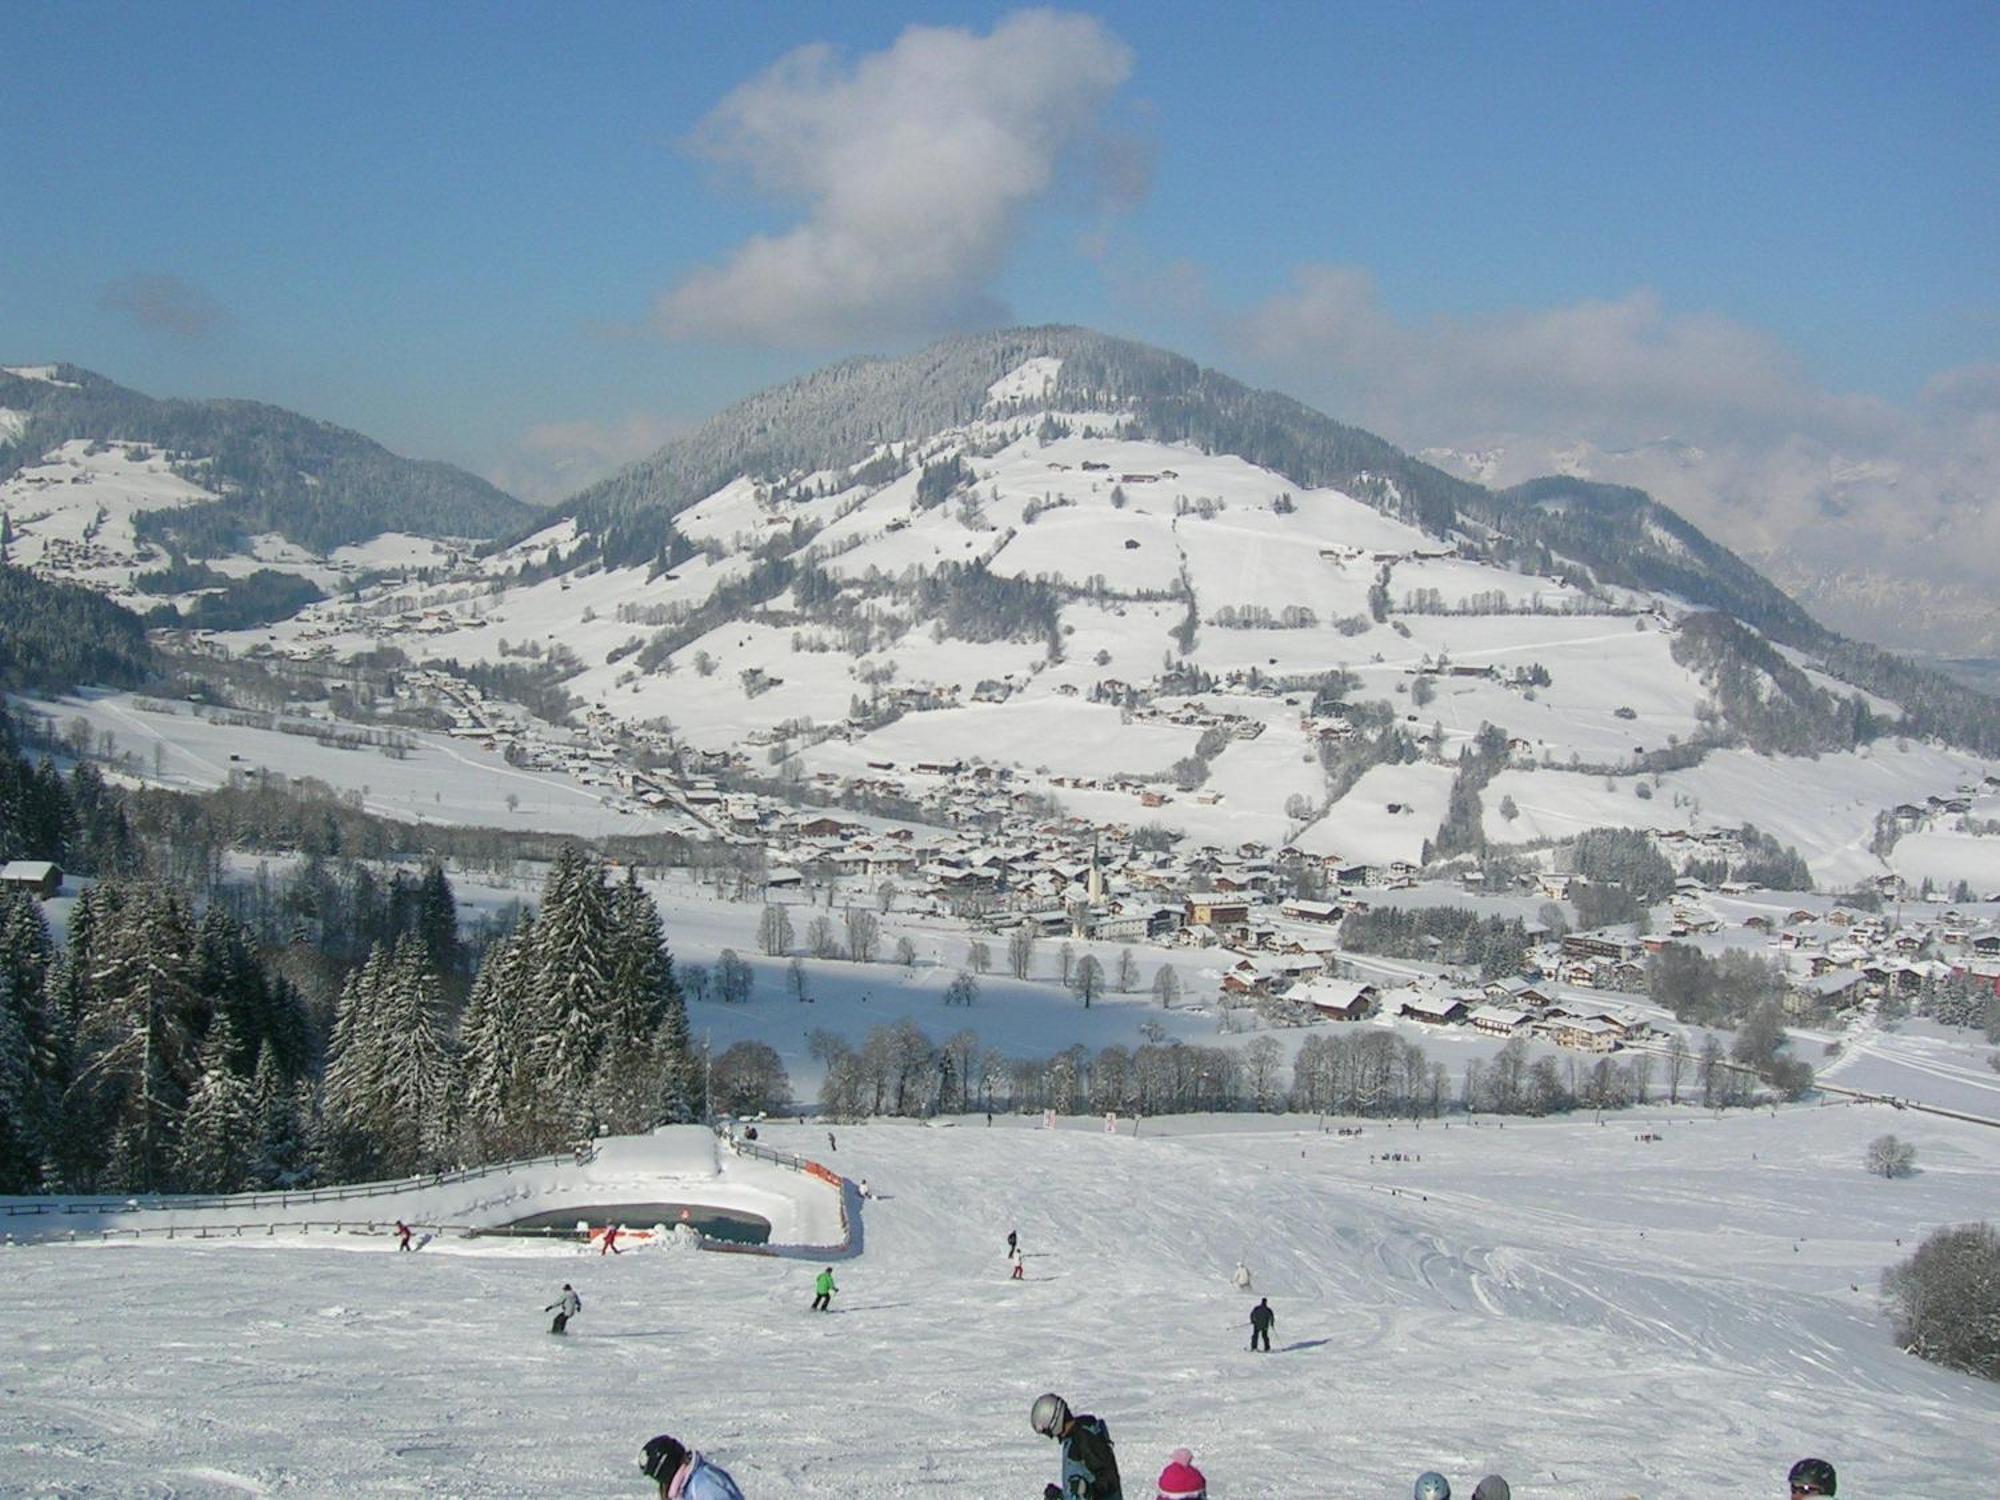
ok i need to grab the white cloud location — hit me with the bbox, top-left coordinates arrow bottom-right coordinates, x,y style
1225,265 -> 2000,652
488,412 -> 692,505
657,9 -> 1135,346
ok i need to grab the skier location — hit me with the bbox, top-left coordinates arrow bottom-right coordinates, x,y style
858,1177 -> 873,1200
546,1283 -> 581,1335
1414,1474 -> 1451,1500
395,1220 -> 412,1251
1249,1296 -> 1274,1352
639,1433 -> 745,1499
1231,1261 -> 1252,1293
1154,1447 -> 1206,1499
601,1224 -> 622,1256
827,1130 -> 837,1152
1788,1458 -> 1837,1496
1007,1228 -> 1019,1255
1030,1392 -> 1122,1500
1471,1479 -> 1509,1500
811,1266 -> 837,1312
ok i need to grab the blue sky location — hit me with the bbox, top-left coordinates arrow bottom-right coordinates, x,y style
4,1 -> 1994,500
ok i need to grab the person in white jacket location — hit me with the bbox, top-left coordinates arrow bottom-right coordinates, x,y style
640,1434 -> 745,1499
546,1283 -> 581,1335
1231,1261 -> 1252,1293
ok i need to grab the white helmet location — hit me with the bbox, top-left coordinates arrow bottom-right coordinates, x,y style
1030,1393 -> 1070,1437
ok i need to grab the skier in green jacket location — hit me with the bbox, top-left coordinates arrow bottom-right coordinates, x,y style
811,1266 -> 837,1312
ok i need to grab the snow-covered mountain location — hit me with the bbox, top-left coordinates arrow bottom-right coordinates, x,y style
0,363 -> 535,622
1421,431 -> 2000,662
218,328 -> 2000,889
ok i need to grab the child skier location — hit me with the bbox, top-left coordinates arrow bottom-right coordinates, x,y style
639,1434 -> 744,1499
810,1266 -> 837,1312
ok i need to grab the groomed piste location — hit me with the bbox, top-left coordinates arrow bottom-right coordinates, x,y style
3,1105 -> 1997,1496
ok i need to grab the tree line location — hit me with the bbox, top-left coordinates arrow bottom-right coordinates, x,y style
0,843 -> 700,1196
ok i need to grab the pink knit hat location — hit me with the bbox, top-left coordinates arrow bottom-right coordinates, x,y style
1156,1448 -> 1206,1500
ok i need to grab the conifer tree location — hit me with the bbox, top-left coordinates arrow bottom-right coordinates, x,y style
249,1042 -> 310,1188
75,887 -> 204,1192
175,1014 -> 256,1191
416,863 -> 460,981
320,943 -> 392,1180
456,913 -> 535,1154
0,890 -> 60,1191
529,846 -> 614,1132
374,935 -> 455,1174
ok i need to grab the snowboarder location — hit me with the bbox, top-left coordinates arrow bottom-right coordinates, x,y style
601,1224 -> 622,1255
546,1283 -> 581,1335
1030,1392 -> 1122,1500
1231,1261 -> 1252,1293
811,1266 -> 837,1312
1414,1474 -> 1451,1500
395,1220 -> 412,1251
1249,1296 -> 1274,1352
858,1177 -> 873,1199
639,1433 -> 745,1499
1471,1479 -> 1510,1500
1154,1447 -> 1206,1500
1788,1458 -> 1837,1496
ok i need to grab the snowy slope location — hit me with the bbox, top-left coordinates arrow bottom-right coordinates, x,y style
135,354 -> 1995,888
4,1105 -> 1996,1496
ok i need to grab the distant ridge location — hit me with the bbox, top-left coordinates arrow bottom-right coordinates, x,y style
0,363 -> 535,556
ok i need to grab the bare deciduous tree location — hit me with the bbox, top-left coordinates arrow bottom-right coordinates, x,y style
843,907 -> 880,964
1866,1133 -> 1918,1178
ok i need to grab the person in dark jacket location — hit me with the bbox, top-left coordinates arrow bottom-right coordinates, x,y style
1249,1296 -> 1274,1352
1031,1392 -> 1122,1500
640,1433 -> 744,1499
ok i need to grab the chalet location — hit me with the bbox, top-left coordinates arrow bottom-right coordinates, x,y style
1539,1016 -> 1623,1053
1949,962 -> 2000,996
1220,959 -> 1280,998
1397,992 -> 1470,1026
1483,976 -> 1552,1008
1563,931 -> 1642,963
1468,1004 -> 1532,1038
0,861 -> 60,898
1280,898 -> 1340,924
1186,894 -> 1252,929
1292,979 -> 1377,1021
1787,969 -> 1863,1018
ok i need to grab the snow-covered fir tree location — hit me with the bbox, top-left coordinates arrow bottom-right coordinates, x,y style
528,845 -> 615,1133
174,1013 -> 257,1192
75,886 -> 203,1192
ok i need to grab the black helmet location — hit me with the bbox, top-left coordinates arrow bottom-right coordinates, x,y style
640,1435 -> 688,1483
1789,1458 -> 1837,1496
